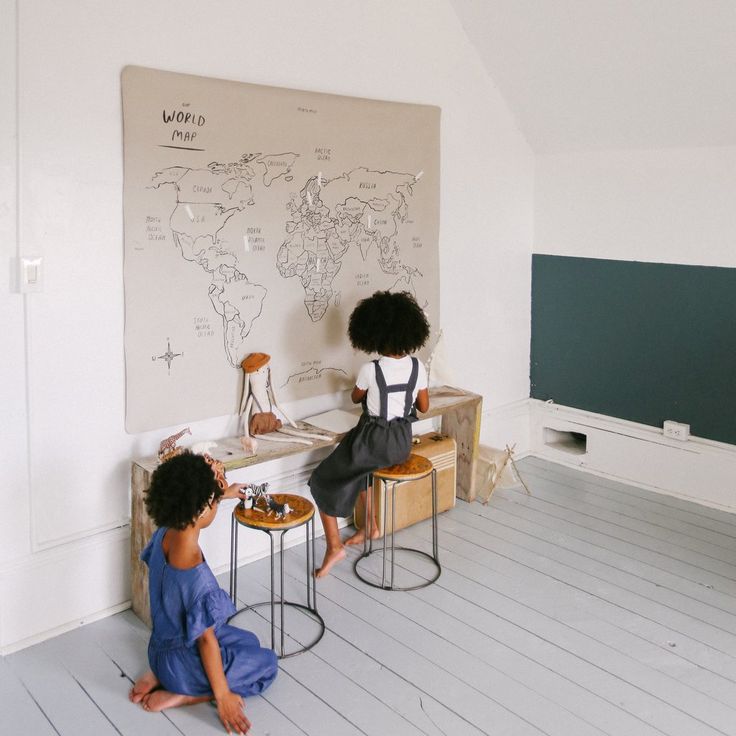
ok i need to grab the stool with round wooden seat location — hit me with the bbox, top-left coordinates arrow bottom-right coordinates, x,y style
229,493 -> 325,658
354,454 -> 441,590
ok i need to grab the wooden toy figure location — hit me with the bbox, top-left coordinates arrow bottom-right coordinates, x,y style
237,352 -> 330,453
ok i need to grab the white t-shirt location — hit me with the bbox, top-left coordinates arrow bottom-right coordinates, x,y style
356,355 -> 428,421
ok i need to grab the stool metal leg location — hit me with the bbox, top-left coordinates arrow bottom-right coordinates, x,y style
230,513 -> 238,604
390,480 -> 397,589
279,530 -> 286,656
363,473 -> 373,557
380,478 -> 389,589
310,517 -> 318,611
305,518 -> 312,610
431,468 -> 438,561
268,531 -> 275,652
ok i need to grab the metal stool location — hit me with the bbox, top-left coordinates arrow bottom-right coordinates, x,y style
229,493 -> 325,658
354,454 -> 441,590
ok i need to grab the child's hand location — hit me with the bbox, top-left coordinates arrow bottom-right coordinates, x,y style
222,483 -> 248,502
216,690 -> 251,734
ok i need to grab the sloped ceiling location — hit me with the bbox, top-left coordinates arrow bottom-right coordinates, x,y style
449,0 -> 736,153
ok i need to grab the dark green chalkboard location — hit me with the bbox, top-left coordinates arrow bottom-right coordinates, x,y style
530,254 -> 736,445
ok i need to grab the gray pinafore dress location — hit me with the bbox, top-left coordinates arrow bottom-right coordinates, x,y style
308,358 -> 419,518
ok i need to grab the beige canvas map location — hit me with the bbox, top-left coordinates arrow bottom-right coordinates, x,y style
122,66 -> 440,433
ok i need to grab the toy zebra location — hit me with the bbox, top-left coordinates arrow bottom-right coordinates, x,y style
241,482 -> 291,519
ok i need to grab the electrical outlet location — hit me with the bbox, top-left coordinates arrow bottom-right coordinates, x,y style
663,420 -> 690,441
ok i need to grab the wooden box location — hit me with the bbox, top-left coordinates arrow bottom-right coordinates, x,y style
353,432 -> 456,534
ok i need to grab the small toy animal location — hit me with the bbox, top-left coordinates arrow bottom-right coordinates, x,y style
158,427 -> 191,462
265,496 -> 292,519
241,482 -> 270,509
191,440 -> 218,455
240,482 -> 291,519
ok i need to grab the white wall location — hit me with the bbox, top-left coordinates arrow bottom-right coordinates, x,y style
531,146 -> 736,509
0,0 -> 533,652
535,146 -> 736,268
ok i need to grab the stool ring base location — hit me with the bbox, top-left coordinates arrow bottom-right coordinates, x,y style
230,601 -> 325,659
353,547 -> 441,591
353,460 -> 441,591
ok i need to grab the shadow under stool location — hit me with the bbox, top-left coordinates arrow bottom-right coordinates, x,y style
229,493 -> 325,658
354,453 -> 441,590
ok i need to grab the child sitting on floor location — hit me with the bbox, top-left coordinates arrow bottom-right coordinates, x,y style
130,452 -> 277,735
308,290 -> 431,577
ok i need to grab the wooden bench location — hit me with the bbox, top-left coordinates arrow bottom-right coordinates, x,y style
130,385 -> 482,624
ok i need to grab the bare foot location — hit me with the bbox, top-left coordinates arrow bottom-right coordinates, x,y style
344,526 -> 380,546
315,545 -> 346,578
130,670 -> 159,703
141,689 -> 210,712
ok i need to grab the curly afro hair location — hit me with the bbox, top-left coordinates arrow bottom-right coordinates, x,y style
145,452 -> 223,530
348,290 -> 430,356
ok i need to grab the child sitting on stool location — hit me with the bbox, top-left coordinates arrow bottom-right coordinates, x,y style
130,452 -> 277,734
309,290 -> 431,577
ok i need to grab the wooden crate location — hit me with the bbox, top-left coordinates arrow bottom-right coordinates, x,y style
353,432 -> 456,534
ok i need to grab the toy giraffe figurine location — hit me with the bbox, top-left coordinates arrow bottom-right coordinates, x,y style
158,427 -> 191,462
238,352 -> 331,454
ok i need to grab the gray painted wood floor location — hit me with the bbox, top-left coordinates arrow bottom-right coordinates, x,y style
3,457 -> 736,736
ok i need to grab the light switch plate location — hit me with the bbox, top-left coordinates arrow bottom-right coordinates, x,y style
18,255 -> 43,293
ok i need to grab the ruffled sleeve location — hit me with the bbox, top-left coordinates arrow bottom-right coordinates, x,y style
185,587 -> 237,645
140,527 -> 163,565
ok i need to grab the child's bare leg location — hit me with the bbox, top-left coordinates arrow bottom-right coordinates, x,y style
316,511 -> 345,578
141,690 -> 211,712
130,670 -> 159,703
345,491 -> 380,546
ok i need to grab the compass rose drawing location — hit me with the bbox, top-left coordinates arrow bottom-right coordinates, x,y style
152,338 -> 183,374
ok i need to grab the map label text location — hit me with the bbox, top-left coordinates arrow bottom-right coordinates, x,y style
163,109 -> 206,126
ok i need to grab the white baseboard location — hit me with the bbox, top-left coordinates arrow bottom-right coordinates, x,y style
0,601 -> 132,656
480,398 -> 532,455
530,400 -> 736,513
